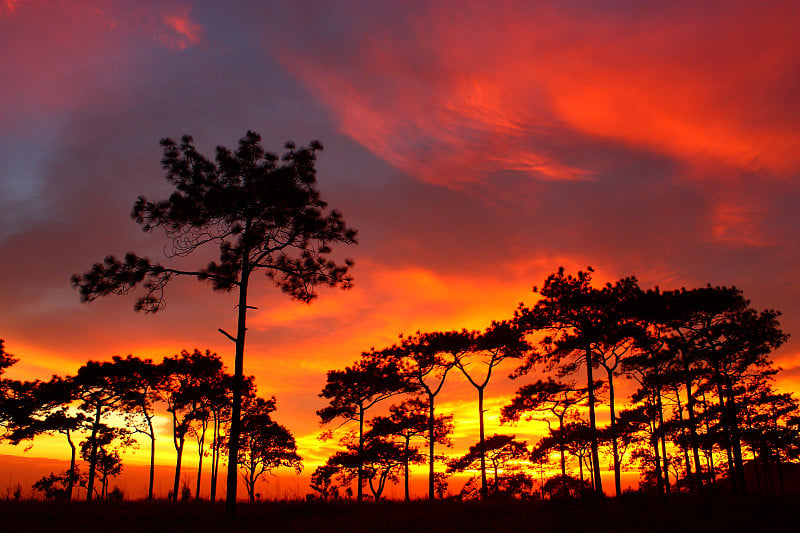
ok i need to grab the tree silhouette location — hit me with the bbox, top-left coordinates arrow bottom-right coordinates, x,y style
0,339 -> 19,428
159,349 -> 227,502
113,355 -> 161,500
377,330 -> 466,499
502,378 -> 589,477
72,360 -> 133,501
447,434 -> 529,497
0,339 -> 16,377
79,424 -> 129,500
318,355 -> 409,500
3,377 -> 89,501
32,468 -> 86,500
207,373 -> 234,502
310,464 -> 341,500
366,398 -> 453,501
454,321 -> 530,499
237,395 -> 301,503
515,267 -> 609,495
71,131 -> 357,514
325,430 -> 420,501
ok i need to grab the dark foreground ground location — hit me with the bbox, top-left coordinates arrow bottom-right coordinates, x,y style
2,494 -> 799,532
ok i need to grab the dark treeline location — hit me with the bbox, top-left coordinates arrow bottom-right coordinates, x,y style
1,266 -> 799,504
0,345 -> 299,504
313,267 -> 799,502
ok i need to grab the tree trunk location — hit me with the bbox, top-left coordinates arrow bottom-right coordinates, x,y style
672,385 -> 695,490
86,400 -> 103,502
210,414 -> 220,502
357,404 -> 364,501
173,434 -> 185,501
225,239 -> 251,517
65,430 -> 76,501
558,416 -> 566,477
147,414 -> 156,500
683,360 -> 704,490
650,404 -> 664,493
196,420 -> 207,500
172,435 -> 185,502
753,448 -> 762,494
404,436 -> 410,502
585,347 -> 603,494
428,391 -> 435,501
716,383 -> 737,493
478,386 -> 488,500
248,471 -> 256,504
656,388 -> 670,494
607,369 -> 621,497
725,379 -> 747,494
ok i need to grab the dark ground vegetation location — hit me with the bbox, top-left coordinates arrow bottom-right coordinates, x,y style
2,494 -> 799,533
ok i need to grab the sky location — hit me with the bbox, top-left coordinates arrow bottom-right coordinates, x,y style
1,0 -> 800,498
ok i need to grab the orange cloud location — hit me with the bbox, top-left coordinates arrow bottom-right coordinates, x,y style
275,1 -> 800,186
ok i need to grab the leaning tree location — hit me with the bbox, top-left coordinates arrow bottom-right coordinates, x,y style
72,131 -> 357,514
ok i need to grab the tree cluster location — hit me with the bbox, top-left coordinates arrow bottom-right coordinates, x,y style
0,346 -> 300,502
315,267 -> 798,500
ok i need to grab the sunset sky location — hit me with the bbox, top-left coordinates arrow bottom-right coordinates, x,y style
2,0 -> 800,499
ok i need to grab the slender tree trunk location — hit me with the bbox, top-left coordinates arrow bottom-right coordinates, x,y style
725,379 -> 747,494
683,360 -> 704,489
578,453 -> 584,482
62,429 -> 75,502
210,414 -> 220,502
753,448 -> 762,494
86,400 -> 102,502
173,434 -> 185,502
196,420 -> 207,500
404,436 -> 410,502
650,404 -> 664,493
716,383 -> 737,493
656,388 -> 670,494
357,404 -> 365,501
607,369 -> 621,497
585,347 -> 603,494
672,385 -> 695,490
146,414 -> 156,500
226,237 -> 251,517
652,433 -> 664,492
478,386 -> 488,500
427,391 -> 435,501
707,447 -> 716,483
558,416 -> 566,477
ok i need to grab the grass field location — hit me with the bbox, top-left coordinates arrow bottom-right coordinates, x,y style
2,494 -> 798,532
